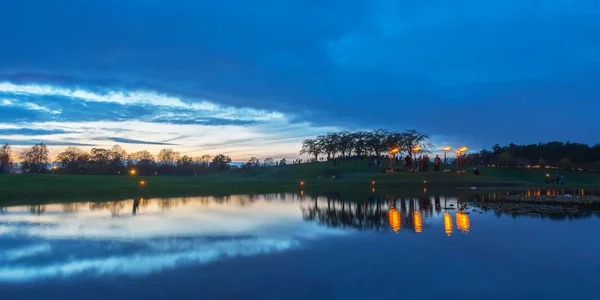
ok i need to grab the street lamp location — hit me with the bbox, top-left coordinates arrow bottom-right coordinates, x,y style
456,146 -> 468,170
388,148 -> 399,169
442,146 -> 451,168
411,146 -> 421,170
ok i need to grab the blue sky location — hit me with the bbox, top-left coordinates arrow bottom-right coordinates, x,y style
1,0 -> 599,159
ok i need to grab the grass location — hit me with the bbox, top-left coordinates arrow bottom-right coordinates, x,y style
1,159 -> 598,205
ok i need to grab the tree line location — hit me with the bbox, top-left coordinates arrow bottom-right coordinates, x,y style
465,142 -> 600,171
299,129 -> 433,161
0,143 -> 233,175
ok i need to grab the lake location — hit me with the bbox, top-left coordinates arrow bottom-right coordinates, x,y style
1,192 -> 599,299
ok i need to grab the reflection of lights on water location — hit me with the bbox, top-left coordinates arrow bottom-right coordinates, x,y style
414,211 -> 422,233
456,212 -> 470,233
444,212 -> 452,236
372,188 -> 375,193
423,188 -> 427,193
388,206 -> 401,233
300,190 -> 304,196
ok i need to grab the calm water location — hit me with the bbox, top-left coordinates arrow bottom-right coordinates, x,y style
1,193 -> 599,299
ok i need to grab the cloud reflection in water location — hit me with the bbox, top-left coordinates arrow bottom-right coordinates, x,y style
0,194 -> 345,282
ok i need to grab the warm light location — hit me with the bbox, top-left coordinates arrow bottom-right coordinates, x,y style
414,211 -> 422,233
372,181 -> 376,185
546,173 -> 550,177
300,181 -> 305,185
444,212 -> 453,236
458,146 -> 468,153
388,206 -> 401,233
456,212 -> 470,233
300,190 -> 304,196
372,188 -> 375,193
52,166 -> 57,170
389,148 -> 399,154
130,169 -> 136,175
442,146 -> 451,152
423,188 -> 427,193
411,146 -> 421,153
423,180 -> 427,184
139,180 -> 145,186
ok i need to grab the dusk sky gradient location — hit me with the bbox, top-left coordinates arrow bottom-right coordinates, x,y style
1,0 -> 599,160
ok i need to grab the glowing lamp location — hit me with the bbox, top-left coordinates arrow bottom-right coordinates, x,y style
130,169 -> 136,175
139,180 -> 145,186
300,181 -> 305,186
442,146 -> 451,152
411,146 -> 421,153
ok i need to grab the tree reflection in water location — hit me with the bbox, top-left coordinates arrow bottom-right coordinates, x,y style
300,195 -> 465,234
3,189 -> 598,232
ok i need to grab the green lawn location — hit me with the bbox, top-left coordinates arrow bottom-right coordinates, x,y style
1,160 -> 598,205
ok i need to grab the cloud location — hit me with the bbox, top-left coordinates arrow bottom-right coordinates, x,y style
99,137 -> 175,146
0,140 -> 95,146
0,0 -> 599,151
0,128 -> 73,136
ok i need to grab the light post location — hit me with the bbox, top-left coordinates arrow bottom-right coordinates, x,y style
411,146 -> 421,170
455,150 -> 461,170
388,148 -> 399,169
456,146 -> 468,170
442,146 -> 451,169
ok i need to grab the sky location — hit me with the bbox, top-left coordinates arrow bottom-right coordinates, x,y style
1,0 -> 599,160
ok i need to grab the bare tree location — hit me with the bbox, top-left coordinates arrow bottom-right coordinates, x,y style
0,143 -> 12,173
157,148 -> 180,165
20,143 -> 50,173
57,147 -> 90,173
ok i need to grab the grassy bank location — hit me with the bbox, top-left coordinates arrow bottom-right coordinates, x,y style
1,160 -> 598,204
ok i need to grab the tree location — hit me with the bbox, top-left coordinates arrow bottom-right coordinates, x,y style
109,145 -> 127,167
365,129 -> 389,158
263,157 -> 274,167
20,143 -> 50,173
57,147 -> 90,173
211,154 -> 232,171
279,158 -> 287,166
499,151 -> 516,167
0,143 -> 12,173
300,139 -> 321,161
157,148 -> 180,165
177,155 -> 194,166
129,150 -> 154,163
351,131 -> 368,157
243,157 -> 261,168
90,148 -> 112,166
402,129 -> 433,156
199,154 -> 212,167
559,157 -> 572,170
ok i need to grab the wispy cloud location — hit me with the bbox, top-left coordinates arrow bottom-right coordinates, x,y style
98,137 -> 176,146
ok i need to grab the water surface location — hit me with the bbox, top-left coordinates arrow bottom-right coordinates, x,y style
1,193 -> 599,299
